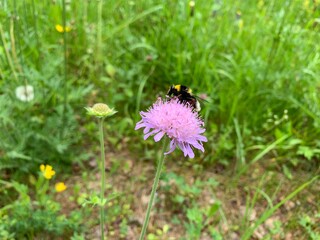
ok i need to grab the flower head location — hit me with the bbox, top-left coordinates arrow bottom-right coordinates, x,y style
85,103 -> 117,118
15,85 -> 34,102
55,182 -> 67,192
55,24 -> 71,33
40,164 -> 55,180
135,98 -> 207,158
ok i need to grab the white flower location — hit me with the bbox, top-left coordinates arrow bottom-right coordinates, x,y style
15,85 -> 34,102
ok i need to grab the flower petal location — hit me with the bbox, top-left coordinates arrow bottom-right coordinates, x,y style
165,140 -> 177,155
177,142 -> 187,157
135,121 -> 145,130
197,135 -> 208,142
188,140 -> 204,152
143,127 -> 151,134
144,129 -> 160,140
185,144 -> 195,158
154,131 -> 165,142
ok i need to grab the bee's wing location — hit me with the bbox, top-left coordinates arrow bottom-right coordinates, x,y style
194,95 -> 210,104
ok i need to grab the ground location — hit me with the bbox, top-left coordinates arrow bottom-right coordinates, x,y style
56,150 -> 319,239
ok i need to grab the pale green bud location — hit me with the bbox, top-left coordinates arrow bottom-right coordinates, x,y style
85,103 -> 117,118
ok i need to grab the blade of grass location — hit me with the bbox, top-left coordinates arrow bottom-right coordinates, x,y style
241,175 -> 319,240
237,134 -> 289,176
234,118 -> 245,172
135,66 -> 155,115
0,24 -> 19,82
105,5 -> 163,40
60,0 -> 68,139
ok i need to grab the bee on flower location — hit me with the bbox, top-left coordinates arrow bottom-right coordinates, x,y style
135,98 -> 207,158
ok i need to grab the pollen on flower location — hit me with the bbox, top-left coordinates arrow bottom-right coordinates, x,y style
40,164 -> 56,180
55,182 -> 67,192
93,103 -> 111,113
135,98 -> 207,158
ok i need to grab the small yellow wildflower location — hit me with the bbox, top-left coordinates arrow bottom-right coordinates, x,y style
55,24 -> 71,33
55,182 -> 67,192
40,164 -> 55,179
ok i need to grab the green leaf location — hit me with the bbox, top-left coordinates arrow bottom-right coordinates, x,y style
282,165 -> 293,180
297,146 -> 314,161
207,202 -> 221,218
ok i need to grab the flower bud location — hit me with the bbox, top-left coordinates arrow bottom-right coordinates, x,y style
85,103 -> 117,118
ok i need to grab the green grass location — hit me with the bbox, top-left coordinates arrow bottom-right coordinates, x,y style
0,0 -> 319,238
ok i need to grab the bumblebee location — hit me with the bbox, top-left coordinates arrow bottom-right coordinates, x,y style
167,84 -> 201,112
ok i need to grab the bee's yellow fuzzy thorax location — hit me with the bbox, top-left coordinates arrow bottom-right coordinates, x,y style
174,85 -> 181,91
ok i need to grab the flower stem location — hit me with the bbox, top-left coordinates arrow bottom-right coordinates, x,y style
99,118 -> 106,240
139,137 -> 169,240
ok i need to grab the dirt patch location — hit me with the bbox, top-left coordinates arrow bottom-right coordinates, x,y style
56,151 -> 319,239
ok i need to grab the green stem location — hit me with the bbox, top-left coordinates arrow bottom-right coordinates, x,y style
61,0 -> 68,139
99,118 -> 106,240
96,0 -> 103,79
139,137 -> 169,240
0,24 -> 19,82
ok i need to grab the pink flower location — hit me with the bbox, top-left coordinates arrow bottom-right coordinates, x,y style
135,98 -> 207,158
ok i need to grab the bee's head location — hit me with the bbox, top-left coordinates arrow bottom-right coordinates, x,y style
167,85 -> 179,96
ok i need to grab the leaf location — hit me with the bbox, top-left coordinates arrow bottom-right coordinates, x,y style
147,233 -> 157,240
297,146 -> 314,161
106,64 -> 116,78
282,165 -> 292,180
207,202 -> 221,218
7,151 -> 32,161
186,207 -> 203,224
163,224 -> 169,234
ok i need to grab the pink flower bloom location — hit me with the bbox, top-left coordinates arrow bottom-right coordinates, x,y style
135,98 -> 207,158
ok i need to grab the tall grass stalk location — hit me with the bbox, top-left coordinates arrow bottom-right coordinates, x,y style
237,135 -> 289,176
31,0 -> 40,68
0,24 -> 18,82
13,0 -> 28,88
139,137 -> 169,240
135,66 -> 155,116
96,0 -> 103,78
9,17 -> 22,74
61,0 -> 68,133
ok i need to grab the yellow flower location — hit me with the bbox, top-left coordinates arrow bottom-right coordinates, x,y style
55,182 -> 67,192
55,24 -> 71,33
40,164 -> 55,179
